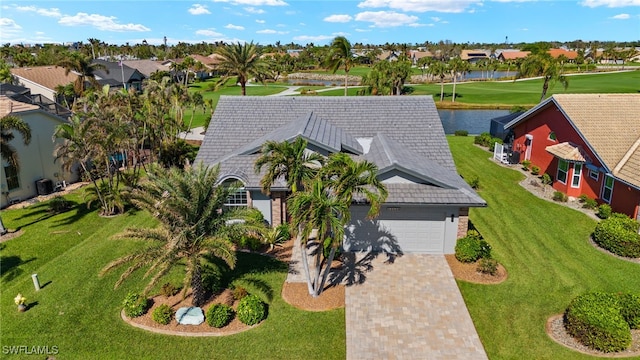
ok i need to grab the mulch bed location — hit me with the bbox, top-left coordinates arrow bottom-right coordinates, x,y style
445,254 -> 508,284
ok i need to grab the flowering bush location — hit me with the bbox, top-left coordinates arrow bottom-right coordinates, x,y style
14,294 -> 26,305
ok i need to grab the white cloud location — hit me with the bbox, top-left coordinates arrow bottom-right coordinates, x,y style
15,5 -> 62,17
324,14 -> 353,23
0,18 -> 22,41
581,0 -> 640,7
58,13 -> 150,32
0,18 -> 21,29
408,23 -> 427,27
431,16 -> 441,22
357,0 -> 481,13
256,19 -> 266,23
611,13 -> 631,18
244,7 -> 265,14
355,28 -> 371,32
225,24 -> 245,30
196,29 -> 224,37
256,29 -> 288,34
355,11 -> 419,27
293,34 -> 335,42
213,0 -> 288,5
188,4 -> 211,15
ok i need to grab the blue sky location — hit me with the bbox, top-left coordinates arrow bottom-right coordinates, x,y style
1,0 -> 638,47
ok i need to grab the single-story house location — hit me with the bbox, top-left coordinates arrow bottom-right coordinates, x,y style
11,65 -> 79,102
460,49 -> 490,64
195,96 -> 486,254
1,96 -> 78,208
92,60 -> 145,91
505,94 -> 640,220
497,51 -> 531,62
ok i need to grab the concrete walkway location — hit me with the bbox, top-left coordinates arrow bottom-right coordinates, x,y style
345,254 -> 488,360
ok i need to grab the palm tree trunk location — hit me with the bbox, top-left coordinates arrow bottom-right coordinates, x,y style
440,79 -> 444,101
452,73 -> 457,103
191,263 -> 206,307
540,76 -> 550,102
316,246 -> 337,297
344,74 -> 348,96
298,236 -> 315,296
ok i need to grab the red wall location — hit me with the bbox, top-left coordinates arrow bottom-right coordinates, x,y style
511,103 -> 640,218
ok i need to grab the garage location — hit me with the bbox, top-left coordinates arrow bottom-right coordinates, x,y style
344,205 -> 455,254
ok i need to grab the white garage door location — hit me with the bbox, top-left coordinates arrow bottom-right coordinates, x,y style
345,206 -> 446,254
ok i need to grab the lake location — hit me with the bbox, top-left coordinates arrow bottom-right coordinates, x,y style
438,109 -> 510,135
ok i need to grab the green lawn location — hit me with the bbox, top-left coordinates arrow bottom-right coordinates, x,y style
448,135 -> 640,359
0,192 -> 344,359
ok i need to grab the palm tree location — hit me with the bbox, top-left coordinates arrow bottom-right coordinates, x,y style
56,53 -> 107,97
448,57 -> 468,102
0,115 -> 31,235
288,153 -> 387,297
101,163 -> 263,307
517,53 -> 569,102
215,41 -> 267,96
428,61 -> 448,102
254,137 -> 324,194
324,36 -> 354,96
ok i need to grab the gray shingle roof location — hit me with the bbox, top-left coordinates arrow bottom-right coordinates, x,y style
196,96 -> 485,207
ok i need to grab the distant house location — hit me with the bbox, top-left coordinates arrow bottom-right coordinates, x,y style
92,60 -> 145,91
410,50 -> 435,65
0,96 -> 78,208
460,50 -> 490,64
11,65 -> 78,102
195,96 -> 486,254
547,48 -> 578,62
504,94 -> 640,220
497,51 -> 531,62
121,59 -> 170,78
377,51 -> 400,62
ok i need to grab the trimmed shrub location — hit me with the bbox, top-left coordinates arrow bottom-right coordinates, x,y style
582,197 -> 598,210
160,283 -> 179,297
564,292 -> 632,352
521,160 -> 531,171
578,194 -> 589,203
466,176 -> 480,190
454,130 -> 469,137
473,132 -> 493,147
122,292 -> 149,318
237,295 -> 267,326
489,137 -> 503,151
48,196 -> 72,213
541,173 -> 552,186
477,258 -> 498,275
152,304 -> 173,325
531,165 -> 540,175
593,215 -> 640,258
455,236 -> 492,263
597,204 -> 612,219
618,293 -> 640,329
206,303 -> 234,328
552,191 -> 568,202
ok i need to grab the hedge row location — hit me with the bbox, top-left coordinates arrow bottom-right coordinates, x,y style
593,214 -> 640,258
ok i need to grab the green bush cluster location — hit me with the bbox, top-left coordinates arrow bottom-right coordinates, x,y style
206,303 -> 234,328
237,294 -> 267,326
531,165 -> 540,175
579,194 -> 598,210
455,231 -> 492,263
239,235 -> 262,251
152,304 -> 173,325
564,292 -> 639,352
477,258 -> 498,275
466,175 -> 480,190
454,130 -> 468,137
552,191 -> 568,202
521,160 -> 531,171
473,132 -> 502,150
122,292 -> 149,318
597,204 -> 612,219
541,173 -> 552,186
593,214 -> 640,258
48,196 -> 72,213
232,286 -> 248,301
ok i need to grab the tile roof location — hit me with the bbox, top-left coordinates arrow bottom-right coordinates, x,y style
122,60 -> 170,77
507,93 -> 640,188
0,95 -> 39,117
196,96 -> 485,207
498,51 -> 530,60
548,48 -> 578,60
11,66 -> 79,91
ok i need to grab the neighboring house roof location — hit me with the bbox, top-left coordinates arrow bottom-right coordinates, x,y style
11,66 -> 79,91
410,51 -> 434,60
0,95 -> 39,117
92,59 -> 145,84
460,50 -> 489,60
196,96 -> 485,207
548,48 -> 578,60
122,60 -> 170,78
498,51 -> 530,60
506,93 -> 640,188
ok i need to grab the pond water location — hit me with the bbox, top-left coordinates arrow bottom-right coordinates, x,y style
438,109 -> 511,135
460,70 -> 516,80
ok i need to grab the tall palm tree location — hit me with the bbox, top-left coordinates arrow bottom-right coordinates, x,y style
448,57 -> 468,103
56,53 -> 107,97
324,36 -> 354,96
101,163 -> 263,306
517,53 -> 569,102
428,61 -> 448,102
254,137 -> 324,194
215,41 -> 267,96
0,115 -> 31,235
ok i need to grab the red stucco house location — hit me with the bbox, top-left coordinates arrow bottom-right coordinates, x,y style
505,94 -> 640,221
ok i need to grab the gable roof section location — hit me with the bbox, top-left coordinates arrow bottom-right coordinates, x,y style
11,66 -> 78,91
237,112 -> 363,156
506,93 -> 640,188
92,60 -> 145,83
122,60 -> 170,77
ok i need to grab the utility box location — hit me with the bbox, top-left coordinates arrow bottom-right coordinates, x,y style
35,179 -> 53,196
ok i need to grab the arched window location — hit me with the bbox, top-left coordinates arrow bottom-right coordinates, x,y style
221,178 -> 247,208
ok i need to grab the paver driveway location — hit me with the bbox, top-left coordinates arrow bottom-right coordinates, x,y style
345,254 -> 488,360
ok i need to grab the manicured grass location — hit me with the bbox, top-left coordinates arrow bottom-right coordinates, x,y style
448,136 -> 640,359
0,194 -> 344,359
